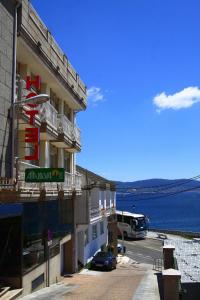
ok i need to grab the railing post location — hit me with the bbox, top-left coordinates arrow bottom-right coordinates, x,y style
162,269 -> 181,300
163,245 -> 175,269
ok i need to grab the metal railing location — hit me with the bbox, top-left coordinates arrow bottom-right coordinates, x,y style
18,161 -> 40,191
61,172 -> 73,191
60,172 -> 82,191
57,114 -> 81,144
75,172 -> 82,190
40,102 -> 58,129
153,258 -> 163,271
91,207 -> 101,218
57,114 -> 73,138
74,126 -> 81,145
0,178 -> 15,190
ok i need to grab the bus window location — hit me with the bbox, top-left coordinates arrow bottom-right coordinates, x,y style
124,216 -> 130,224
117,214 -> 122,222
130,219 -> 135,229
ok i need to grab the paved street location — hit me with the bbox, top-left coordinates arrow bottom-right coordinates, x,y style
122,237 -> 163,265
21,237 -> 162,300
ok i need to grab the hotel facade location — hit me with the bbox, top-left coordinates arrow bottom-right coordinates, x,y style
0,0 -> 87,296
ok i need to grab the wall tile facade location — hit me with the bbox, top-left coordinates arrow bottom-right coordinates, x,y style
0,2 -> 13,177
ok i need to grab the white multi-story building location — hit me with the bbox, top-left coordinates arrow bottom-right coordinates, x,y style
75,166 -> 117,268
0,0 -> 87,296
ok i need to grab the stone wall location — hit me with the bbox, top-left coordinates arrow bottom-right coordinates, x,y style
0,1 -> 14,177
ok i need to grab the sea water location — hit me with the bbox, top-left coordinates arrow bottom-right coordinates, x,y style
116,192 -> 200,232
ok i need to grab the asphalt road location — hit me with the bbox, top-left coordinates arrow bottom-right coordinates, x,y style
120,237 -> 163,265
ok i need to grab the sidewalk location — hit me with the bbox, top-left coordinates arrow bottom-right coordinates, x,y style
132,269 -> 160,300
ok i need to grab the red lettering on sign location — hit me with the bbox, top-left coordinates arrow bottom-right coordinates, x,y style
25,110 -> 39,125
25,144 -> 39,161
25,127 -> 39,143
26,75 -> 41,91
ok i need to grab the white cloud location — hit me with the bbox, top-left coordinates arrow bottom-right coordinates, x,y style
87,86 -> 104,103
153,87 -> 200,112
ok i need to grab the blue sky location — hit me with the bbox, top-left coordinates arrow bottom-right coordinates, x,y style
32,0 -> 200,181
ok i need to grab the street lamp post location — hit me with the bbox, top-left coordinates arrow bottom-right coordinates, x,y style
122,210 -> 124,253
13,94 -> 49,107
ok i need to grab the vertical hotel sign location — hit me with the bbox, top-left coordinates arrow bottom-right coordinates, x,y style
24,76 -> 40,161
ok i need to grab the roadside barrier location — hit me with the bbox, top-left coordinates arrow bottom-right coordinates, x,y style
153,258 -> 163,271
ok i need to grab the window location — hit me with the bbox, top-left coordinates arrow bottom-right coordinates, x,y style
124,216 -> 131,224
64,152 -> 71,173
50,144 -> 58,168
92,224 -> 98,240
50,89 -> 59,111
64,102 -> 71,120
84,229 -> 89,246
117,214 -> 122,222
100,221 -> 104,235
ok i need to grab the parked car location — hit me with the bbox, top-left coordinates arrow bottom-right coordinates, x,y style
90,251 -> 117,271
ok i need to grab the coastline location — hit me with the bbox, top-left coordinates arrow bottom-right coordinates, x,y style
149,228 -> 200,239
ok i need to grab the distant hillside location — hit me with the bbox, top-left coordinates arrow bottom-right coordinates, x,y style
115,178 -> 200,193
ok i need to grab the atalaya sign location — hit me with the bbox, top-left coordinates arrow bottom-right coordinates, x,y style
25,168 -> 65,183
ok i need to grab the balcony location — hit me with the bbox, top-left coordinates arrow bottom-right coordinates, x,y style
40,102 -> 58,129
17,161 -> 82,195
57,114 -> 81,145
0,178 -> 16,191
90,207 -> 101,219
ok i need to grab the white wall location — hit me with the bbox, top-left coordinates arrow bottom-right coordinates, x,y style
22,253 -> 61,296
81,218 -> 108,265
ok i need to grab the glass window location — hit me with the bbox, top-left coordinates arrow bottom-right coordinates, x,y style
92,224 -> 97,240
124,216 -> 131,224
100,221 -> 104,235
117,214 -> 122,222
84,229 -> 89,246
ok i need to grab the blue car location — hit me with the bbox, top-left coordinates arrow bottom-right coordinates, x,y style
90,251 -> 117,271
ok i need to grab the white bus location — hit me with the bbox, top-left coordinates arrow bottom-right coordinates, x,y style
116,210 -> 148,239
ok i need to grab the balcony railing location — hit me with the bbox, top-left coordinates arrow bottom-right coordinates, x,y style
18,161 -> 40,191
17,161 -> 82,193
74,126 -> 81,144
90,207 -> 101,218
61,172 -> 82,191
40,102 -> 58,129
57,114 -> 73,137
57,114 -> 81,145
0,178 -> 16,190
75,172 -> 82,190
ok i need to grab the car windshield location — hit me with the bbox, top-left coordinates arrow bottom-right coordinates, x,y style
95,252 -> 110,258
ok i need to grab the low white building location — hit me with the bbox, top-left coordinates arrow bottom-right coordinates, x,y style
75,166 -> 117,268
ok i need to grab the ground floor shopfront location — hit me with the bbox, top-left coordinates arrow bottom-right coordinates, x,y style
0,198 -> 75,296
